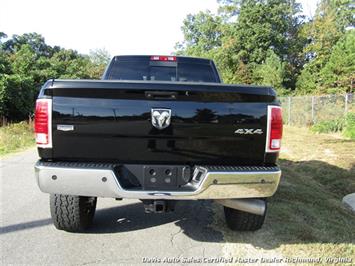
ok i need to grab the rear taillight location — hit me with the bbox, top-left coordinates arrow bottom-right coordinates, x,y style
150,55 -> 176,61
266,106 -> 283,152
34,99 -> 52,148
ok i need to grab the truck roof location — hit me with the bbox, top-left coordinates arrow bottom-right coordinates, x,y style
112,55 -> 213,64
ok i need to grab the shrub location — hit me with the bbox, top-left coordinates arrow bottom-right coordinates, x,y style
310,118 -> 345,133
343,113 -> 355,139
310,112 -> 355,140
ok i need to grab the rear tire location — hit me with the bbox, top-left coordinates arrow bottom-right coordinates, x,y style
50,194 -> 97,232
224,200 -> 267,231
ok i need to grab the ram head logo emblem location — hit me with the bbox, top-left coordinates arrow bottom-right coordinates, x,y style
151,108 -> 171,130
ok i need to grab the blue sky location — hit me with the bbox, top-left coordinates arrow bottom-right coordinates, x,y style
0,0 -> 319,56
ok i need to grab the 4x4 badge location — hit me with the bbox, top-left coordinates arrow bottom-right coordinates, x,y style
234,129 -> 263,134
151,108 -> 171,130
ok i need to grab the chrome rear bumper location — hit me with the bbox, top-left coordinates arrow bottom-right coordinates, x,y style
35,161 -> 281,200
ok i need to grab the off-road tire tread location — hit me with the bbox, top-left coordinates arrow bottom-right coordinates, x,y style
50,194 -> 96,232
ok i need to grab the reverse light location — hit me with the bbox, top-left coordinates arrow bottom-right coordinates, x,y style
34,99 -> 52,148
150,55 -> 176,61
266,106 -> 283,152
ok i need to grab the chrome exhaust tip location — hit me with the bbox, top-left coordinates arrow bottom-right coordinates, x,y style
215,198 -> 266,216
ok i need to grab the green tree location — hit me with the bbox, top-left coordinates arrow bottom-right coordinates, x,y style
177,0 -> 305,90
221,0 -> 304,88
320,30 -> 355,93
0,33 -> 107,121
0,44 -> 38,119
10,44 -> 37,75
48,49 -> 103,79
0,50 -> 11,75
1,32 -> 60,57
254,50 -> 286,93
297,0 -> 354,94
175,11 -> 223,57
0,33 -> 11,75
217,0 -> 242,20
1,74 -> 36,120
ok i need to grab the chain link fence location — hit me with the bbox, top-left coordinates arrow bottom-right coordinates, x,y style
279,93 -> 354,127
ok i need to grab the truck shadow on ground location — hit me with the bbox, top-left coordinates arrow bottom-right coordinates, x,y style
0,218 -> 53,234
89,200 -> 224,242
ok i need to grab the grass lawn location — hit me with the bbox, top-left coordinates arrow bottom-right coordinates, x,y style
0,121 -> 35,156
214,126 -> 355,262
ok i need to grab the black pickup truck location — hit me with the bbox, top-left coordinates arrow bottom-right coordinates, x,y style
34,55 -> 283,232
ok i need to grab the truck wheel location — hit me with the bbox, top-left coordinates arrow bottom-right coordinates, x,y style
224,201 -> 267,231
50,194 -> 97,232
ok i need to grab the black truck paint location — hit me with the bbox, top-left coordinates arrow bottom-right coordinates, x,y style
39,80 -> 278,165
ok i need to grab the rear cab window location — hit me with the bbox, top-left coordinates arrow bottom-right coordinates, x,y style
104,56 -> 220,83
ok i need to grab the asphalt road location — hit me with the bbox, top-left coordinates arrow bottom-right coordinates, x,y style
1,148 -> 227,265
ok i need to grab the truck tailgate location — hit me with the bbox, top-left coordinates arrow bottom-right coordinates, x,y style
46,80 -> 276,165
